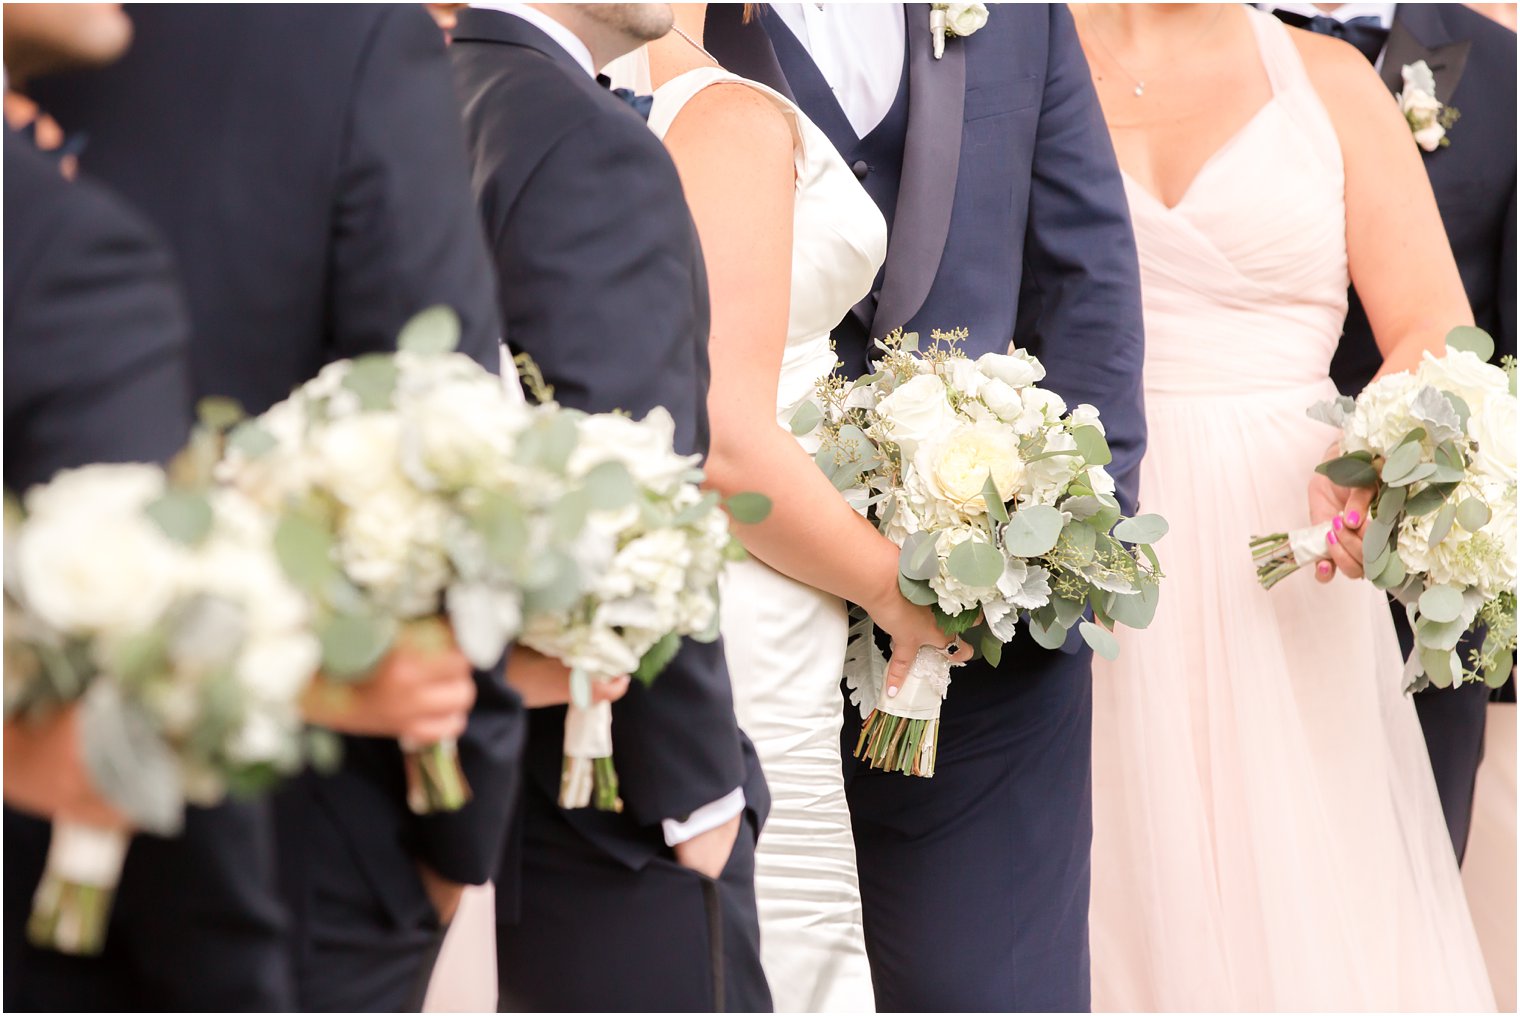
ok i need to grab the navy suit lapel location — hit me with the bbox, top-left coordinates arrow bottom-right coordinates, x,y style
452,7 -> 590,79
872,4 -> 965,338
1380,6 -> 1471,105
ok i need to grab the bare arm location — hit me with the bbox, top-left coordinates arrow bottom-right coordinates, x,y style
662,85 -> 951,682
1301,32 -> 1472,377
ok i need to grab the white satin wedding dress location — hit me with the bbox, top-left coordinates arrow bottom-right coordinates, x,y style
634,60 -> 887,1013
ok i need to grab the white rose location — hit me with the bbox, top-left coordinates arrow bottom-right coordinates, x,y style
401,376 -> 519,491
976,350 -> 1045,389
942,357 -> 984,400
313,414 -> 408,507
943,2 -> 989,37
876,374 -> 958,460
1421,349 -> 1508,411
1469,394 -> 1518,482
1400,89 -> 1442,117
571,408 -> 696,492
1088,465 -> 1117,497
17,493 -> 181,636
1068,403 -> 1106,435
915,422 -> 1025,516
979,377 -> 1024,422
1013,387 -> 1068,437
24,463 -> 164,522
237,632 -> 321,704
1412,124 -> 1446,152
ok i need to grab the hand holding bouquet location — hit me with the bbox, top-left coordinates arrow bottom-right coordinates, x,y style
800,329 -> 1167,777
4,463 -> 319,955
1251,328 -> 1517,689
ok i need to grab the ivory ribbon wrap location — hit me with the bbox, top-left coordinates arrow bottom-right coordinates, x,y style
560,699 -> 615,809
45,822 -> 129,887
878,646 -> 954,722
1287,522 -> 1335,566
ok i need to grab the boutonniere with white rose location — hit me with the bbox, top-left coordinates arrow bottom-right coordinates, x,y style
930,3 -> 988,60
1398,60 -> 1460,152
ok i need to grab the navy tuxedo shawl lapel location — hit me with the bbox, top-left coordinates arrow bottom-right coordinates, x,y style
1380,6 -> 1472,106
872,4 -> 965,338
451,7 -> 590,78
703,4 -> 796,102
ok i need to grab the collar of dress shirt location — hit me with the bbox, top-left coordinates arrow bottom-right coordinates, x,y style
1265,3 -> 1397,30
470,2 -> 597,76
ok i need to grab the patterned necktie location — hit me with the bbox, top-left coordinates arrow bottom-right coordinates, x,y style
596,73 -> 654,121
1271,9 -> 1390,65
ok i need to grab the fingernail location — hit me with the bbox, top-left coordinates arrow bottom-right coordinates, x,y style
887,685 -> 899,698
1327,530 -> 1338,546
1333,516 -> 1344,531
1347,511 -> 1361,527
1317,561 -> 1332,577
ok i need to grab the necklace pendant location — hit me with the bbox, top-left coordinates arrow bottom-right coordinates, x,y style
1134,83 -> 1145,97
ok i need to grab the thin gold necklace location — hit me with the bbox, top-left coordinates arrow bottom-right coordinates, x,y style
1088,6 -> 1225,98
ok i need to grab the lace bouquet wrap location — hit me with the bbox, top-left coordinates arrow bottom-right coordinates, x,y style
800,329 -> 1167,777
1252,328 -> 1517,690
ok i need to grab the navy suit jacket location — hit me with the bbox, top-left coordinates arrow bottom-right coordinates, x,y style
451,8 -> 763,893
1332,2 -> 1516,393
3,129 -> 295,1010
32,3 -> 522,932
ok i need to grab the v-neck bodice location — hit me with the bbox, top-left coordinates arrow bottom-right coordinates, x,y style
1126,8 -> 1348,399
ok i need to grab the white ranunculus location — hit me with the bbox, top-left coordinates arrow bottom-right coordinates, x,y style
876,373 -> 957,460
1470,394 -> 1518,482
976,350 -> 1045,389
915,422 -> 1025,516
943,3 -> 989,37
1013,387 -> 1067,437
313,414 -> 407,507
942,357 -> 985,400
17,494 -> 181,636
1068,403 -> 1106,435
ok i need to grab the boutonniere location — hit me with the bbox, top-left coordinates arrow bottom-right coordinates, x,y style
1398,60 -> 1461,152
930,3 -> 988,60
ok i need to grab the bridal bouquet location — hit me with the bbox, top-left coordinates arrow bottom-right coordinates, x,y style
4,463 -> 320,955
220,307 -> 557,814
800,329 -> 1166,777
508,364 -> 767,810
1251,328 -> 1517,690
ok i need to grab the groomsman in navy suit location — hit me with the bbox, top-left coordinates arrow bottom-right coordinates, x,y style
32,6 -> 520,1009
1268,1 -> 1517,864
709,4 -> 1146,1011
452,3 -> 770,1009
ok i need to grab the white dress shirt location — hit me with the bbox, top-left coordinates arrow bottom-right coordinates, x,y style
1265,3 -> 1397,31
771,3 -> 906,138
470,2 -> 596,75
471,1 -> 743,848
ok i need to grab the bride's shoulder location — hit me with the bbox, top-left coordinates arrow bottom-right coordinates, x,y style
1284,24 -> 1394,117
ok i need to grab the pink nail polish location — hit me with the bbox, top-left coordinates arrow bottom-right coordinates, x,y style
1317,561 -> 1331,577
1333,516 -> 1344,531
887,685 -> 900,698
1327,530 -> 1338,546
1347,511 -> 1361,527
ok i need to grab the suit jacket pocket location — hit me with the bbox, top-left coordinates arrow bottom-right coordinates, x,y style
964,73 -> 1042,122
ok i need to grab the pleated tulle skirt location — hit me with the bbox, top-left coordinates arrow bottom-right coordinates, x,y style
1091,384 -> 1495,1012
718,557 -> 876,1013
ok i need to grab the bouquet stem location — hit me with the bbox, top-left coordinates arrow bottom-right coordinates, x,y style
401,737 -> 472,815
560,699 -> 622,811
1250,523 -> 1332,589
28,820 -> 130,955
853,645 -> 950,778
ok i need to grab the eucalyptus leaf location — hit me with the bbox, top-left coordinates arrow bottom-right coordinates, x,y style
196,396 -> 246,431
789,401 -> 823,436
1318,454 -> 1379,488
1456,498 -> 1491,533
1374,552 -> 1406,591
227,421 -> 278,459
1062,495 -> 1104,521
1427,500 -> 1458,547
1107,581 -> 1160,630
319,613 -> 395,679
146,491 -> 213,547
342,354 -> 400,411
397,305 -> 461,355
1064,521 -> 1097,564
673,490 -> 721,526
471,491 -> 529,562
1446,325 -> 1495,361
899,531 -> 940,582
1079,620 -> 1120,661
1418,584 -> 1465,624
1362,513 -> 1393,564
1419,646 -> 1457,689
1397,427 -> 1427,447
581,460 -> 636,512
1414,615 -> 1468,652
1028,616 -> 1069,651
947,539 -> 1005,587
1003,505 -> 1065,557
1073,426 -> 1112,467
1404,482 -> 1457,516
979,629 -> 1004,667
1053,596 -> 1085,627
1380,441 -> 1423,484
274,512 -> 338,592
1374,483 -> 1405,521
983,474 -> 1011,525
1445,392 -> 1472,432
1112,513 -> 1169,545
533,411 -> 580,473
726,492 -> 772,525
898,574 -> 939,606
521,549 -> 582,613
551,487 -> 590,543
634,632 -> 681,685
1387,462 -> 1438,489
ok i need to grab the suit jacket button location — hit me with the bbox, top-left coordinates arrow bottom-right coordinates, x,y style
852,160 -> 869,180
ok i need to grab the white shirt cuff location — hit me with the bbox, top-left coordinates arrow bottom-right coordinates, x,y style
661,787 -> 746,847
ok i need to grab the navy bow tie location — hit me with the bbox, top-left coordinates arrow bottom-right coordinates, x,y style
1272,10 -> 1390,64
597,74 -> 654,121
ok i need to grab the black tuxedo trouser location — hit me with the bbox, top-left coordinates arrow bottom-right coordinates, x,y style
496,788 -> 771,1013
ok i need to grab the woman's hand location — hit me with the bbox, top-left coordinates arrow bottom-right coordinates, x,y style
506,646 -> 632,709
303,628 -> 476,744
1308,442 -> 1376,583
4,706 -> 127,828
862,584 -> 961,696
